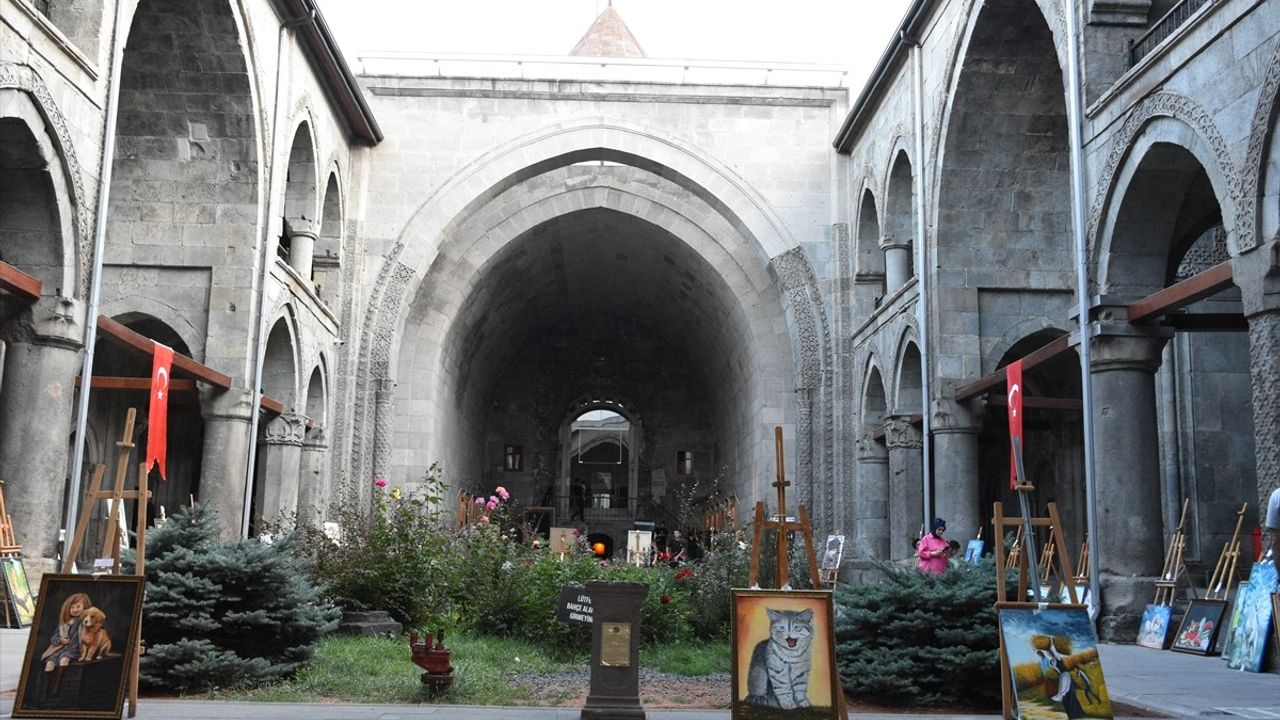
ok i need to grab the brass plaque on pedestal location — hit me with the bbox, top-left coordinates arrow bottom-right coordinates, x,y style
600,622 -> 631,667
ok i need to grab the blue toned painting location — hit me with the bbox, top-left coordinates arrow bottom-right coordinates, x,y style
1135,604 -> 1172,650
1224,562 -> 1277,672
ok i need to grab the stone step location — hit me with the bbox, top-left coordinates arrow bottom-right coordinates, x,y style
337,610 -> 403,637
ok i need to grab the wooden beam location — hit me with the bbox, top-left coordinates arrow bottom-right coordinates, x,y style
0,261 -> 41,301
96,315 -> 232,389
260,395 -> 284,415
1128,261 -> 1234,324
1167,313 -> 1249,332
955,334 -> 1072,402
76,376 -> 198,392
986,396 -> 1084,412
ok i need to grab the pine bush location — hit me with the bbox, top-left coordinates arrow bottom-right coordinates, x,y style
834,559 -> 1002,707
126,504 -> 338,692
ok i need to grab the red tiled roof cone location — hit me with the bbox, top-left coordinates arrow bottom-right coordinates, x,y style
570,2 -> 646,58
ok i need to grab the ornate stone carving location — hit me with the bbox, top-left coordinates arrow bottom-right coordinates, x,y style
0,64 -> 93,298
1248,310 -> 1280,510
883,417 -> 922,450
1087,92 -> 1242,269
1238,38 -> 1280,252
263,413 -> 307,446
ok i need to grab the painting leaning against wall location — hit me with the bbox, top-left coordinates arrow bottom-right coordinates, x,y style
998,606 -> 1113,720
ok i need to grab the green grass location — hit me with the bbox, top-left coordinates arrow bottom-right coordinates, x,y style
200,633 -> 727,705
640,639 -> 730,675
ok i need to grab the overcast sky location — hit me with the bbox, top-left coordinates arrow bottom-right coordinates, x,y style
317,0 -> 914,89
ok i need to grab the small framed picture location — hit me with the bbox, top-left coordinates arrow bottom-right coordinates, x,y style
1135,604 -> 1173,650
731,589 -> 840,718
963,539 -> 985,564
12,574 -> 145,719
550,527 -> 578,557
1170,599 -> 1228,656
820,535 -> 844,571
1,556 -> 36,627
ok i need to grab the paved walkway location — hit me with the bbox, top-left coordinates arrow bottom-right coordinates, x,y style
2,628 -> 1276,718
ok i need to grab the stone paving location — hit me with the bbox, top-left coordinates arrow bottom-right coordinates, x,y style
2,628 -> 1277,719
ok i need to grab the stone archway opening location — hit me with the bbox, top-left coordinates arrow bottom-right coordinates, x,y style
854,188 -> 884,316
883,152 -> 914,293
563,407 -> 636,527
250,317 -> 300,535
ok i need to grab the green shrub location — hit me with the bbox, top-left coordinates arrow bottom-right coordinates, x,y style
685,532 -> 750,639
126,504 -> 338,692
833,559 -> 1002,708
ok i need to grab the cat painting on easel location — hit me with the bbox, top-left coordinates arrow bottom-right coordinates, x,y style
732,589 -> 840,719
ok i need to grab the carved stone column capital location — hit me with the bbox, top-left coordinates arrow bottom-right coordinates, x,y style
1089,331 -> 1170,375
883,416 -> 922,450
879,233 -> 911,252
263,412 -> 306,446
857,429 -> 888,461
931,396 -> 983,435
303,425 -> 329,450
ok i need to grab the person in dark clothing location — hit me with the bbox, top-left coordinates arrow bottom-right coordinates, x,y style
666,529 -> 687,566
685,530 -> 704,562
571,479 -> 587,520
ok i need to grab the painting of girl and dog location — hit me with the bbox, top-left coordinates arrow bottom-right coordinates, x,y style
12,574 -> 145,719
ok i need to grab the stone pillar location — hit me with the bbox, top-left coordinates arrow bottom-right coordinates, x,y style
258,412 -> 306,523
795,386 -> 814,526
0,336 -> 81,562
287,226 -> 317,282
854,433 -> 889,563
1090,328 -> 1170,640
932,398 -> 982,542
370,378 -> 395,508
1234,238 -> 1280,520
884,416 -> 923,561
881,235 -> 912,293
199,388 -> 254,540
298,426 -> 329,524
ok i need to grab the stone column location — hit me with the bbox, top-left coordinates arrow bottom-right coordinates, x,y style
199,388 -> 254,540
258,412 -> 306,523
884,416 -> 923,561
1090,327 -> 1170,640
881,235 -> 911,293
298,426 -> 329,524
854,432 -> 890,563
1234,238 -> 1280,518
0,335 -> 82,562
287,226 -> 317,283
932,398 -> 982,542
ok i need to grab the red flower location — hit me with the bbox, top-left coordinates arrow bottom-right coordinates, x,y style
674,567 -> 695,581
660,594 -> 671,605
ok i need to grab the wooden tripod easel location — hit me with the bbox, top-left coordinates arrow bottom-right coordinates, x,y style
0,479 -> 23,627
62,408 -> 151,718
748,427 -> 820,589
1154,499 -> 1198,605
992,498 -> 1080,720
1205,503 -> 1248,601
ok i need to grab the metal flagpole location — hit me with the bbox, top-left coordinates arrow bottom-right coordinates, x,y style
1013,437 -> 1043,601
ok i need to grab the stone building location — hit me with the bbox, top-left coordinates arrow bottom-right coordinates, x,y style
1,0 -> 1277,639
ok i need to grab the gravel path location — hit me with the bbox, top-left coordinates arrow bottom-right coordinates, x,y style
508,668 -> 732,708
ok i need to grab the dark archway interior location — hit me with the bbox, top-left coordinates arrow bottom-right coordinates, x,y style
0,118 -> 62,299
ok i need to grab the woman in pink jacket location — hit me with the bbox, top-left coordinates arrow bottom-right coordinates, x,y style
917,518 -> 949,574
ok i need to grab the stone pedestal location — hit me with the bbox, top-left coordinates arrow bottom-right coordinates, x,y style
199,389 -> 254,539
1090,330 -> 1169,640
0,336 -> 81,559
932,399 -> 982,542
881,236 -> 911,293
258,412 -> 306,522
884,417 -> 923,561
854,434 -> 889,561
581,581 -> 648,720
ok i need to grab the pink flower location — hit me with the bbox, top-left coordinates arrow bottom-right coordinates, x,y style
374,477 -> 387,488
475,497 -> 485,505
599,560 -> 609,568
486,499 -> 498,511
495,486 -> 507,495
489,495 -> 499,504
498,489 -> 510,501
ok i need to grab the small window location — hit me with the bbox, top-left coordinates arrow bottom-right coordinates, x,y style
504,445 -> 523,472
677,451 -> 694,476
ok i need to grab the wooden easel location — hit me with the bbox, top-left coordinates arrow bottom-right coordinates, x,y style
62,408 -> 151,718
0,479 -> 23,627
1205,502 -> 1248,601
992,498 -> 1080,720
1038,526 -> 1057,586
748,427 -> 820,589
1073,538 -> 1089,587
1004,525 -> 1023,571
1154,499 -> 1197,606
744,426 -> 848,720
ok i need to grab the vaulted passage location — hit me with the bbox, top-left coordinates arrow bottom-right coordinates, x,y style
392,163 -> 795,538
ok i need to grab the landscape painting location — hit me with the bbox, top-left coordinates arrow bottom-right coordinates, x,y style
1,557 -> 35,628
731,589 -> 838,720
1170,600 -> 1227,655
1135,604 -> 1172,650
999,606 -> 1113,720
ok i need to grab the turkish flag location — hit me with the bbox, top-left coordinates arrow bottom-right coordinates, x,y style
1007,360 -> 1023,490
147,342 -> 173,480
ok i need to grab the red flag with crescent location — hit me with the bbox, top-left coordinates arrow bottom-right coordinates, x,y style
1007,359 -> 1023,490
147,342 -> 173,480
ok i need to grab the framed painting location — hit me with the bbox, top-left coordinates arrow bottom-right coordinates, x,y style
1220,581 -> 1249,659
1224,561 -> 1278,672
731,589 -> 839,719
963,539 -> 985,565
12,574 -> 145,719
1272,594 -> 1280,648
820,535 -> 844,572
1170,599 -> 1228,655
998,606 -> 1113,719
1,556 -> 36,627
1135,604 -> 1172,650
550,526 -> 578,557
626,530 -> 652,567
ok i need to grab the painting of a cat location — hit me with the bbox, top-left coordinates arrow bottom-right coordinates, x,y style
732,589 -> 838,719
746,608 -> 813,709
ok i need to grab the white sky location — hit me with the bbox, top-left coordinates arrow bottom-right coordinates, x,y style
317,0 -> 915,89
